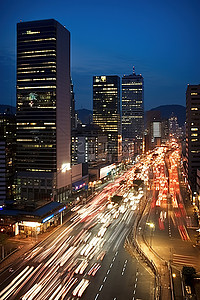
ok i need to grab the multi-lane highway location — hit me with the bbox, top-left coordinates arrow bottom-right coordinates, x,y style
137,142 -> 200,299
145,144 -> 191,247
2,141 -> 195,300
0,165 -> 154,300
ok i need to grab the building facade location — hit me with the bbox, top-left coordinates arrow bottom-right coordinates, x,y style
72,124 -> 107,165
196,169 -> 200,209
122,68 -> 144,154
16,19 -> 71,203
93,75 -> 121,162
70,78 -> 77,131
186,84 -> 200,192
0,111 -> 16,201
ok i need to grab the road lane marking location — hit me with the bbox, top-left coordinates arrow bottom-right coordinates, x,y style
121,259 -> 128,275
107,269 -> 110,274
99,285 -> 103,292
110,263 -> 113,268
95,294 -> 99,300
103,276 -> 107,282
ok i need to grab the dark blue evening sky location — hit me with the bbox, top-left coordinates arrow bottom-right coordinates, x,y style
0,0 -> 199,110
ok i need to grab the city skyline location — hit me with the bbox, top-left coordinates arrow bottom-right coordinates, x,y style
0,0 -> 200,111
0,4 -> 200,298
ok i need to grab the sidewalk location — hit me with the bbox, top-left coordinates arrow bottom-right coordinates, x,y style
179,168 -> 200,247
136,200 -> 171,300
0,222 -> 63,272
0,180 -> 111,272
138,171 -> 200,299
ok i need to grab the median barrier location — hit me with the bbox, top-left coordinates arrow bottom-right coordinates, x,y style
125,194 -> 161,300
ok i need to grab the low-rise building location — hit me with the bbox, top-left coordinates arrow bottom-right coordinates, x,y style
72,124 -> 108,165
0,201 -> 66,236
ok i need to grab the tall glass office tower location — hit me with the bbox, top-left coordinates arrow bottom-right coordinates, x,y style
122,68 -> 144,142
186,84 -> 200,192
16,19 -> 71,203
93,76 -> 121,162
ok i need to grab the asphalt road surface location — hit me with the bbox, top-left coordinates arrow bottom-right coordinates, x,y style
0,167 -> 154,300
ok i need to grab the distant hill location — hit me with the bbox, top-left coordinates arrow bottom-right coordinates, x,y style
77,109 -> 92,124
150,105 -> 186,127
76,105 -> 186,127
0,105 -> 16,115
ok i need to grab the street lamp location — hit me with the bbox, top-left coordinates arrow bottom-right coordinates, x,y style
89,181 -> 96,196
146,222 -> 155,247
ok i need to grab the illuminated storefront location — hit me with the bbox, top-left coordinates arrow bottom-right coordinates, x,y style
0,202 -> 66,236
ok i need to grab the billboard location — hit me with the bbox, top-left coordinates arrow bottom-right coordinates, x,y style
100,164 -> 116,179
153,122 -> 161,138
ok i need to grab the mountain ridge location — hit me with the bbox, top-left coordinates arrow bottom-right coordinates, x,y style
150,104 -> 186,127
77,105 -> 186,126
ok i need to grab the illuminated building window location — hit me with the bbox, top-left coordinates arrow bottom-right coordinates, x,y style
17,139 -> 34,142
18,66 -> 56,70
17,70 -> 45,74
27,169 -> 52,172
21,38 -> 56,42
18,78 -> 56,82
23,30 -> 40,35
20,54 -> 56,58
19,50 -> 56,54
17,86 -> 56,89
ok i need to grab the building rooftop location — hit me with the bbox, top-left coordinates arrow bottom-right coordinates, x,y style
0,201 -> 65,221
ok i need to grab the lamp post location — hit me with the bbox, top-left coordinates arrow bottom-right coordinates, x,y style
89,181 -> 96,196
146,222 -> 155,247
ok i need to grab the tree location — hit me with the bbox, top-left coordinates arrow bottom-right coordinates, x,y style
182,266 -> 196,277
0,233 -> 9,260
111,195 -> 123,204
182,266 -> 196,288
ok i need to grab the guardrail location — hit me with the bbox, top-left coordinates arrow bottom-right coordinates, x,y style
0,247 -> 19,264
125,196 -> 161,300
168,262 -> 175,300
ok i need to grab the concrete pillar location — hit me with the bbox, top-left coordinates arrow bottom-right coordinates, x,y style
15,222 -> 19,236
60,211 -> 63,225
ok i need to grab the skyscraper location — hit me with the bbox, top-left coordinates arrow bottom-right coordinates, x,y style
70,78 -> 77,131
16,19 -> 71,203
186,84 -> 200,192
0,110 -> 16,201
122,67 -> 144,153
93,76 -> 121,162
